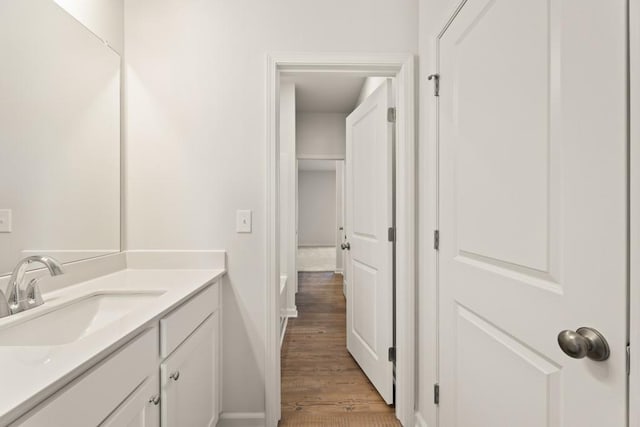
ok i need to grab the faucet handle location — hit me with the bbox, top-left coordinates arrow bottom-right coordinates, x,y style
25,278 -> 44,308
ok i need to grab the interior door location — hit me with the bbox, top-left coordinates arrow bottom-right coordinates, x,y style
437,0 -> 628,426
345,79 -> 394,404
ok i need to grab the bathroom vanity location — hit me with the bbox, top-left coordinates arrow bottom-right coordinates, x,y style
0,267 -> 225,427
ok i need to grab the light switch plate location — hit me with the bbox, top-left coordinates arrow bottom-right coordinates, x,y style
236,210 -> 252,233
0,209 -> 12,233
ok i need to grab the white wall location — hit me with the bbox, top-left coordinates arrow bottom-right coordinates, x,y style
417,0 -> 460,425
298,171 -> 337,247
296,113 -> 347,159
124,0 -> 417,415
279,83 -> 297,317
54,0 -> 124,54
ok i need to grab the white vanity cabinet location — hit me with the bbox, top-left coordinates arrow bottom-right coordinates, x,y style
159,281 -> 221,427
101,376 -> 160,427
161,313 -> 219,427
11,280 -> 221,427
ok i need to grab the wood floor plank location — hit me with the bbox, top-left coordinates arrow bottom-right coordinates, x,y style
280,272 -> 400,426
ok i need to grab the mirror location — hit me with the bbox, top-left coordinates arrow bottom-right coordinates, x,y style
0,0 -> 121,275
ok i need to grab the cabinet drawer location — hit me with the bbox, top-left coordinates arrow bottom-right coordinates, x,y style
160,282 -> 219,358
14,328 -> 158,427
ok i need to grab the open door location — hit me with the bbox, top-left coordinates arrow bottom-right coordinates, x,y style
345,79 -> 394,404
437,0 -> 628,425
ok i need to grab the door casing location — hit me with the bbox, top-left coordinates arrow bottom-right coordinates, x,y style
265,52 -> 416,427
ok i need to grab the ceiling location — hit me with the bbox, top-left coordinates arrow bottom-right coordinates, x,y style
298,159 -> 337,171
281,72 -> 366,113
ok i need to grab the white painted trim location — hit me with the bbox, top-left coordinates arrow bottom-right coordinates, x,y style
296,153 -> 344,160
266,53 -> 281,426
334,269 -> 344,274
281,308 -> 298,318
266,52 -> 416,427
415,411 -> 428,427
217,412 -> 266,427
280,317 -> 288,348
630,0 -> 639,425
125,250 -> 227,270
297,244 -> 337,248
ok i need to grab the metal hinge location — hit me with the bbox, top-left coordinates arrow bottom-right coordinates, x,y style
427,74 -> 440,96
627,344 -> 631,376
387,107 -> 396,123
388,347 -> 396,363
434,383 -> 440,405
388,227 -> 396,242
434,230 -> 440,250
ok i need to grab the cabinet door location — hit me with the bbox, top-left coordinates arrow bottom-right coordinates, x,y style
161,312 -> 219,427
101,376 -> 160,427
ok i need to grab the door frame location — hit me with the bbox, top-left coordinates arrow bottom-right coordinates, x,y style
630,0 -> 639,424
266,52 -> 416,427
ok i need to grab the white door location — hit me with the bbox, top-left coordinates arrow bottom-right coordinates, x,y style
101,377 -> 160,427
345,79 -> 394,404
161,313 -> 219,427
437,0 -> 628,426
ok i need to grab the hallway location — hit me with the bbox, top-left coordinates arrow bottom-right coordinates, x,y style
280,272 -> 400,426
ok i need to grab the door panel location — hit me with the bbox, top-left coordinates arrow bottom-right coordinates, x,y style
161,313 -> 219,427
438,0 -> 628,425
346,79 -> 394,404
101,376 -> 160,427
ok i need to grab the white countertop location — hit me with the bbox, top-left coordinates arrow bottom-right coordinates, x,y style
0,268 -> 225,425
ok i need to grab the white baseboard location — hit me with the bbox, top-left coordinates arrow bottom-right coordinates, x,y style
217,412 -> 265,427
281,308 -> 298,318
125,250 -> 226,270
415,411 -> 428,427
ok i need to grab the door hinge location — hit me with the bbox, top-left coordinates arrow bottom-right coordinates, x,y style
427,74 -> 440,97
388,347 -> 396,363
433,230 -> 440,250
627,344 -> 631,376
388,227 -> 396,242
434,383 -> 440,405
387,107 -> 396,123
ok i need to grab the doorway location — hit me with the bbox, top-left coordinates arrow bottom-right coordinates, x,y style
297,159 -> 341,273
266,53 -> 416,427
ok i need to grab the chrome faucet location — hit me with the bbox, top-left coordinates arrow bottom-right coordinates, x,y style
0,256 -> 65,318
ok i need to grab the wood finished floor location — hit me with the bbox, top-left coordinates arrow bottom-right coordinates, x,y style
280,272 -> 400,427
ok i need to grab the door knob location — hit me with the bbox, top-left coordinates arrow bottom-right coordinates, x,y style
557,327 -> 610,361
341,242 -> 351,251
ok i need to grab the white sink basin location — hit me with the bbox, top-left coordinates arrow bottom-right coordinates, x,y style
0,292 -> 164,346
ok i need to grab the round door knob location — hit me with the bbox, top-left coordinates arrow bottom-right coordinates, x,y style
341,242 -> 351,251
557,327 -> 610,361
